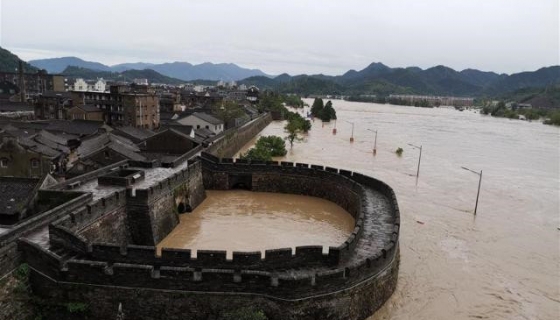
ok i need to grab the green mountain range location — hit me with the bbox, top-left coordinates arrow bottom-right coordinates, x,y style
1,46 -> 558,106
0,47 -> 37,73
61,66 -> 185,85
240,62 -> 560,98
28,56 -> 269,81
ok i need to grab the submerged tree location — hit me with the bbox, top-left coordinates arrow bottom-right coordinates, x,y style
319,100 -> 337,121
310,98 -> 324,117
284,117 -> 305,148
241,135 -> 286,161
255,135 -> 287,157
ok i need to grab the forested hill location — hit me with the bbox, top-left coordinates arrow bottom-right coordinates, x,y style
240,64 -> 560,98
0,47 -> 38,73
61,66 -> 185,85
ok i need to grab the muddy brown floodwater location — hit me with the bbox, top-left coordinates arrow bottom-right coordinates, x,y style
157,190 -> 355,257
235,99 -> 560,320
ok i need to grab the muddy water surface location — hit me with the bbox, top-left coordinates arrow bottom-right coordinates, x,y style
236,99 -> 560,320
157,190 -> 355,256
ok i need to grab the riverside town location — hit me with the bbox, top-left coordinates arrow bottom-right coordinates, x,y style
0,1 -> 558,320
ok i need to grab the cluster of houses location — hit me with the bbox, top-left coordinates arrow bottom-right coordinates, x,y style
0,66 -> 261,225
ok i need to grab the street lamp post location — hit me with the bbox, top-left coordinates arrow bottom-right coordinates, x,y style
343,120 -> 354,142
461,166 -> 483,215
367,129 -> 377,155
408,143 -> 422,179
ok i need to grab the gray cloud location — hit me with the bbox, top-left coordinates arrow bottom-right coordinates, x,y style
1,0 -> 558,75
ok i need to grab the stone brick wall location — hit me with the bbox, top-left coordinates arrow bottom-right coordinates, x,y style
26,247 -> 399,320
205,113 -> 272,158
0,191 -> 90,278
17,151 -> 401,320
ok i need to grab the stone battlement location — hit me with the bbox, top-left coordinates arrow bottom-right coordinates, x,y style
25,154 -> 399,306
13,113 -> 400,320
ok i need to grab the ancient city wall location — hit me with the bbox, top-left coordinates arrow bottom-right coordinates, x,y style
21,153 -> 400,320
0,190 -> 89,277
205,113 -> 272,158
49,160 -> 206,250
13,117 -> 401,320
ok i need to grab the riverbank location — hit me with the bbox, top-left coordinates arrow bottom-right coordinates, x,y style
238,99 -> 560,320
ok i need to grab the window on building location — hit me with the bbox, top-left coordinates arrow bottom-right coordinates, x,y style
104,151 -> 110,159
205,125 -> 209,129
30,158 -> 40,168
197,125 -> 200,129
0,158 -> 8,168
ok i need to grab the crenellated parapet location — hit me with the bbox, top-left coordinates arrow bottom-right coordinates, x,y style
20,147 -> 400,320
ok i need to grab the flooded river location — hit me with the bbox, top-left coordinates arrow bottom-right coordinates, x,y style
236,99 -> 560,320
157,190 -> 355,257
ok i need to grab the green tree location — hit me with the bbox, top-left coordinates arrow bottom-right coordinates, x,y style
285,111 -> 311,133
258,92 -> 284,112
241,147 -> 272,161
310,98 -> 324,117
285,117 -> 305,148
282,95 -> 304,108
544,111 -> 560,126
255,136 -> 287,157
319,100 -> 337,121
212,101 -> 245,126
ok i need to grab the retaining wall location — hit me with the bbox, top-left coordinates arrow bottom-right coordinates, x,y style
205,113 -> 272,158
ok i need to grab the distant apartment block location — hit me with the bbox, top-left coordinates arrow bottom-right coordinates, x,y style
70,85 -> 159,129
0,70 -> 64,96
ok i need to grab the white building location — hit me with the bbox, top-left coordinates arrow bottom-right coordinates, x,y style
176,112 -> 224,134
73,78 -> 106,92
133,78 -> 149,86
73,78 -> 88,91
93,78 -> 106,92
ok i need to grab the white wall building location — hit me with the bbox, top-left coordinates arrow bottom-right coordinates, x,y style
73,78 -> 106,92
93,78 -> 106,92
176,112 -> 224,134
73,78 -> 88,91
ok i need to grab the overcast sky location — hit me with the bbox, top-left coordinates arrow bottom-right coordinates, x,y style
0,0 -> 558,75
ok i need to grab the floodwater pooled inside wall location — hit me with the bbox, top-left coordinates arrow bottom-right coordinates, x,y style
157,190 -> 355,256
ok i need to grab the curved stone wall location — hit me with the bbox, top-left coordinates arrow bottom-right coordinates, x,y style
22,154 -> 401,320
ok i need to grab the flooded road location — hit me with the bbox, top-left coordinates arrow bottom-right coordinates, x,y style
237,100 -> 560,320
157,190 -> 355,257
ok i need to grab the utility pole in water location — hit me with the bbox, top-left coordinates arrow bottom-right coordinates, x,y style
461,166 -> 483,215
343,120 -> 355,142
367,129 -> 378,155
408,143 -> 422,181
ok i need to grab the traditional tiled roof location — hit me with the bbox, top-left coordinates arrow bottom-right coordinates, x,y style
18,137 -> 62,158
0,177 -> 40,216
112,126 -> 155,143
195,128 -> 215,139
33,131 -> 70,154
77,133 -> 141,160
45,120 -> 105,136
191,112 -> 223,125
159,124 -> 193,137
0,103 -> 34,112
35,130 -> 74,146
